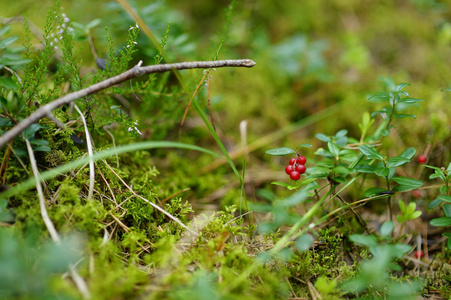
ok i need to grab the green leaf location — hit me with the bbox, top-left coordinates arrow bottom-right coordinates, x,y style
399,147 -> 416,160
328,141 -> 340,158
34,146 -> 51,152
0,77 -> 17,90
367,92 -> 389,103
381,129 -> 390,136
0,26 -> 11,37
359,145 -> 384,160
395,83 -> 410,92
392,177 -> 423,189
315,133 -> 330,142
398,97 -> 423,104
0,118 -> 12,127
430,217 -> 451,227
393,114 -> 416,119
29,139 -> 49,146
380,221 -> 394,237
297,143 -> 312,148
387,156 -> 410,168
399,200 -> 406,213
22,124 -> 44,140
355,165 -> 377,173
429,198 -> 443,209
295,234 -> 314,252
265,147 -> 295,156
0,36 -> 18,49
410,211 -> 422,219
85,18 -> 102,30
349,234 -> 378,248
438,195 -> 451,203
375,167 -> 389,177
335,129 -> 348,138
440,186 -> 449,194
444,204 -> 451,217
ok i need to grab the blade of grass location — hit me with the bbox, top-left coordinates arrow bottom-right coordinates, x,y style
0,141 -> 224,199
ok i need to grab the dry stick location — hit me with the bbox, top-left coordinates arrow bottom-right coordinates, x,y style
25,139 -> 91,299
0,59 -> 256,149
74,104 -> 95,201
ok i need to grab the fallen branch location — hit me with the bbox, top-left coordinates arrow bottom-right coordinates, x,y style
0,59 -> 256,148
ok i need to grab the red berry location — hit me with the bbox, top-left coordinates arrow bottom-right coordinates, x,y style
418,155 -> 427,164
412,189 -> 422,199
296,156 -> 307,165
290,171 -> 301,181
414,250 -> 424,259
289,158 -> 296,165
295,164 -> 306,174
285,165 -> 294,175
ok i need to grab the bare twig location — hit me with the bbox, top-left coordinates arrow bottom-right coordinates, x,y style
0,59 -> 256,149
25,139 -> 91,299
73,104 -> 94,200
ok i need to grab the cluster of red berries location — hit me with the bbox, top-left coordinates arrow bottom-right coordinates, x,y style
285,156 -> 307,181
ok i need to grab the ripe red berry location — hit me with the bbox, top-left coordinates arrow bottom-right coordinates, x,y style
412,189 -> 422,199
418,154 -> 427,164
295,164 -> 306,174
296,156 -> 307,165
289,158 -> 296,165
290,171 -> 301,181
414,250 -> 424,259
285,165 -> 294,175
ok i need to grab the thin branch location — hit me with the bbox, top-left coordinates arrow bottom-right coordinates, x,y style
25,139 -> 91,299
74,104 -> 94,200
0,59 -> 256,148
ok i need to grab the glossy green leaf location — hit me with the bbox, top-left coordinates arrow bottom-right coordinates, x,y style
265,147 -> 295,156
430,217 -> 451,227
428,198 -> 443,209
399,147 -> 416,160
387,156 -> 410,168
297,143 -> 312,148
359,145 -> 383,160
392,177 -> 423,188
395,82 -> 410,92
328,141 -> 340,158
444,204 -> 451,217
393,114 -> 416,119
355,165 -> 377,173
438,195 -> 451,203
398,97 -> 423,104
315,133 -> 330,142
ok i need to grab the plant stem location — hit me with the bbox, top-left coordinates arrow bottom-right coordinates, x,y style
0,59 -> 256,149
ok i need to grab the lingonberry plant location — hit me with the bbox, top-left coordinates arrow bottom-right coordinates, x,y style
258,79 -> 443,297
